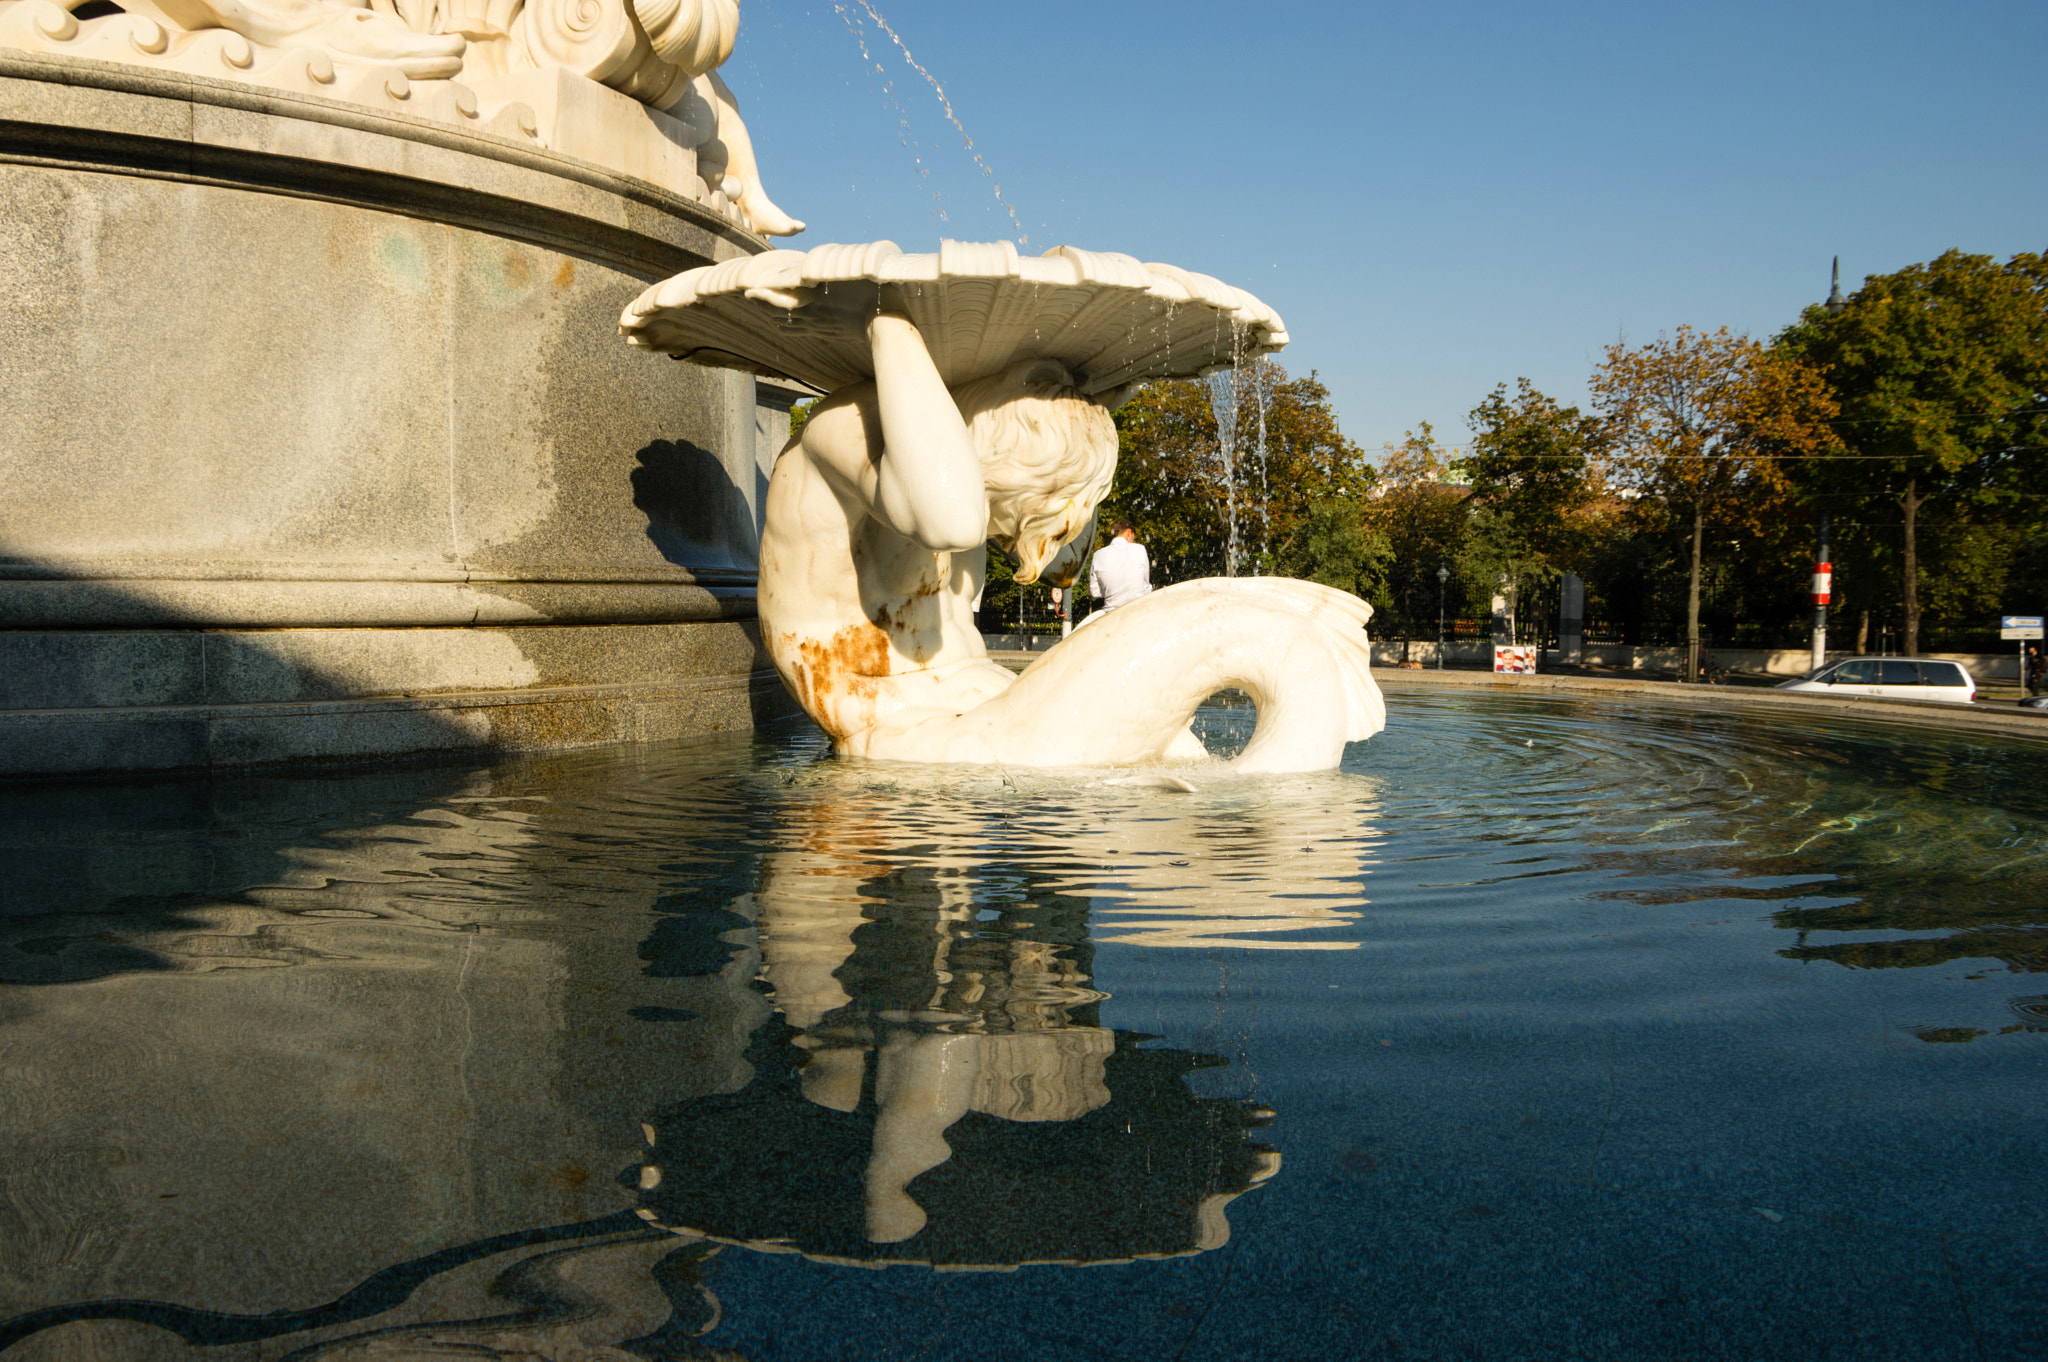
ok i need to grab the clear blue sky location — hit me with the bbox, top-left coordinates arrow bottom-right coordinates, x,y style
722,1 -> 2047,458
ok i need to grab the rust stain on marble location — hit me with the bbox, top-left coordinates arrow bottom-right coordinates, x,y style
787,621 -> 892,741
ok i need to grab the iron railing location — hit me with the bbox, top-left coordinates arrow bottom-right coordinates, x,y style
979,594 -> 2029,657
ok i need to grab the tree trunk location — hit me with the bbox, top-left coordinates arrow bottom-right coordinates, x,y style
1686,504 -> 1704,683
1856,609 -> 1870,653
1901,478 -> 1924,656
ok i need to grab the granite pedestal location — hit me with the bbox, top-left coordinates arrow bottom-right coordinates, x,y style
0,52 -> 805,776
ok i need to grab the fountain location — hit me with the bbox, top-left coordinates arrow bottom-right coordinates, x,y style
1249,355 -> 1275,568
1,0 -> 1381,777
618,240 -> 1387,770
1,5 -> 2042,1357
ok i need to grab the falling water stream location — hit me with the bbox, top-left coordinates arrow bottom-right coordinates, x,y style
826,5 -> 1291,585
1204,365 -> 1241,577
832,1 -> 1028,242
1205,325 -> 1279,577
1250,354 -> 1273,568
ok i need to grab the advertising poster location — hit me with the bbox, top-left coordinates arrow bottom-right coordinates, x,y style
1493,646 -> 1538,675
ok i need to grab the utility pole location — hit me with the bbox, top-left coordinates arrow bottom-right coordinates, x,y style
1810,259 -> 1845,674
1811,513 -> 1831,673
1436,565 -> 1449,670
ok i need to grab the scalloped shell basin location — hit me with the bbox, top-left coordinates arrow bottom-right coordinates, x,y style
619,239 -> 1289,395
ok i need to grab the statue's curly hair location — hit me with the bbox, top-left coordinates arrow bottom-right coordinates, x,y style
952,359 -> 1117,578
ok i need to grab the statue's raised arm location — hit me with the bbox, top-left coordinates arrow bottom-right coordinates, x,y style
863,314 -> 988,553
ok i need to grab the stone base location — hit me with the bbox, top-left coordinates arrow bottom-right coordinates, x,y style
1,54 -> 801,777
0,621 -> 804,777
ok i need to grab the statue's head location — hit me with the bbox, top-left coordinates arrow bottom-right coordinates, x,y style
953,359 -> 1118,583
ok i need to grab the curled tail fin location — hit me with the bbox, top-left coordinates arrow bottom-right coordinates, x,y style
1157,578 -> 1382,766
852,578 -> 1385,772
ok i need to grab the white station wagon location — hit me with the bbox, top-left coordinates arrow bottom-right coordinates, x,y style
1776,657 -> 1977,704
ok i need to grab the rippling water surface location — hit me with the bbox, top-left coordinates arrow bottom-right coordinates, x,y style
1,691 -> 2044,1360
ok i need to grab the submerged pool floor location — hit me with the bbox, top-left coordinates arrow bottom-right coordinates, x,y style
1,692 -> 2043,1360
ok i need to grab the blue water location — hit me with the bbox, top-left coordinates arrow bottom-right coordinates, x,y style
1,691 -> 2043,1360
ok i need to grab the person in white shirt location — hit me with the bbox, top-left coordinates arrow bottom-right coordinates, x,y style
1088,519 -> 1152,612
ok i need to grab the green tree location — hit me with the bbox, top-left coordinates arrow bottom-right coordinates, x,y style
1250,366 -> 1381,570
1777,250 -> 2048,654
1461,378 -> 1606,572
1102,378 -> 1222,582
1455,380 -> 1613,647
1277,500 -> 1393,602
983,366 -> 1376,629
1591,326 -> 1839,679
1366,424 -> 1470,658
1102,365 -> 1375,584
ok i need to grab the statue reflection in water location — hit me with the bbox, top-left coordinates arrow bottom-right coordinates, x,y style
631,791 -> 1282,1267
0,765 -> 1296,1359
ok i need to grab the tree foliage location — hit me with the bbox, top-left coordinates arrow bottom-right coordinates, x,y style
1776,250 -> 2048,652
1450,381 -> 1617,641
976,246 -> 2046,659
1102,364 -> 1376,583
1365,425 -> 1469,646
1592,326 -> 1838,533
1461,379 -> 1606,570
1100,379 -> 1229,584
1590,326 -> 1839,666
1284,500 -> 1393,602
981,363 -> 1377,629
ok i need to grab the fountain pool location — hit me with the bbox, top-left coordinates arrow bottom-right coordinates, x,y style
0,692 -> 2042,1359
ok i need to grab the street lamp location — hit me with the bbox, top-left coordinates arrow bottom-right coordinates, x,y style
1436,564 -> 1450,670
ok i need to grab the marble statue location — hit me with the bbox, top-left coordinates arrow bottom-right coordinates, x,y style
621,240 -> 1386,772
0,0 -> 800,233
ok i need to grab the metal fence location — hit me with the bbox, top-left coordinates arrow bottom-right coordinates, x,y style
979,593 -> 2022,657
1573,618 -> 2015,654
976,586 -> 1080,644
1576,619 -> 1813,650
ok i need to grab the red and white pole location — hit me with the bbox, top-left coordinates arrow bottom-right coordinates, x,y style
1810,514 -> 1832,673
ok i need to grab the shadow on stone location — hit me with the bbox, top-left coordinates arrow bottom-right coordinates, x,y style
0,541 -> 799,777
632,439 -> 759,569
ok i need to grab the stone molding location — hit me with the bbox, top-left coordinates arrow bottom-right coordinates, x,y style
0,556 -> 759,627
0,669 -> 799,775
0,49 -> 759,276
0,619 -> 804,774
0,557 -> 759,582
0,579 -> 755,627
0,0 -> 802,235
0,620 -> 769,708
